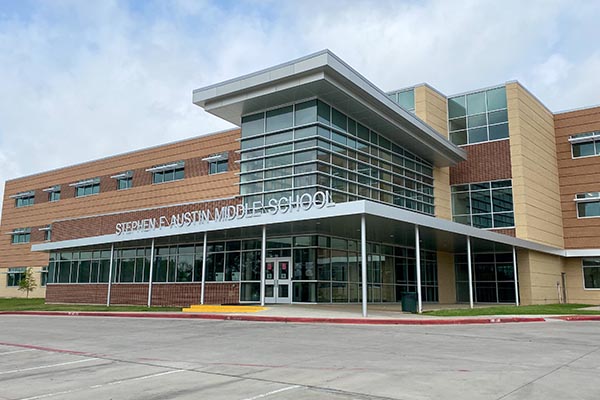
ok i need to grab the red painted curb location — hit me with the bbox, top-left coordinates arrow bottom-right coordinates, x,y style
552,315 -> 600,321
0,311 -> 546,325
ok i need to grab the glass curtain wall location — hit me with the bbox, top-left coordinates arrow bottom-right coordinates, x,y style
240,99 -> 435,215
47,234 -> 439,304
451,180 -> 514,228
448,86 -> 509,146
455,252 -> 516,303
387,88 -> 415,112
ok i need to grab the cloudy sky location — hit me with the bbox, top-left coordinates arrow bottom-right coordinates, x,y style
1,0 -> 599,206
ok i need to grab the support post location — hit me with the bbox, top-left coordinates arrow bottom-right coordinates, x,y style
361,214 -> 368,318
512,246 -> 520,306
147,239 -> 155,307
415,225 -> 422,314
260,225 -> 266,306
467,236 -> 474,309
106,243 -> 114,307
200,232 -> 208,304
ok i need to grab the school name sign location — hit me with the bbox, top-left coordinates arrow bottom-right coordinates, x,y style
115,191 -> 335,236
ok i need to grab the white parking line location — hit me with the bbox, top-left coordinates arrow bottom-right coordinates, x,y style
92,369 -> 184,387
242,385 -> 301,400
19,370 -> 185,400
0,349 -> 36,355
0,358 -> 97,375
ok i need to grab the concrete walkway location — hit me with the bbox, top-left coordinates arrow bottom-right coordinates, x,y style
3,303 -> 599,325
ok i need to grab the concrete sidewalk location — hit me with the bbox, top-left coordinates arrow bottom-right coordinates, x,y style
3,303 -> 599,324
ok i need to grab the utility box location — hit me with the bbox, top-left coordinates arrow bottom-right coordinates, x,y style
401,292 -> 418,313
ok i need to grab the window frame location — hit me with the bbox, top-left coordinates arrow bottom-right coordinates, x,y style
7,267 -> 27,287
49,190 -> 61,202
238,98 -> 436,215
148,161 -> 185,184
43,185 -> 61,202
451,180 -> 515,229
575,192 -> 600,219
117,177 -> 133,190
41,266 -> 48,287
72,178 -> 101,198
448,86 -> 509,147
41,226 -> 52,241
15,194 -> 35,208
570,131 -> 600,160
11,228 -> 31,244
209,159 -> 229,175
582,258 -> 600,290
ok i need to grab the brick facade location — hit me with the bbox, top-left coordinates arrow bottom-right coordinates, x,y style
52,197 -> 241,242
449,140 -> 512,185
555,106 -> 600,249
46,282 -> 241,306
489,228 -> 516,237
0,129 -> 241,282
46,284 -> 108,304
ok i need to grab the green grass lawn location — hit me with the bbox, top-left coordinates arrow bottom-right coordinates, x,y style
425,303 -> 600,317
0,298 -> 181,312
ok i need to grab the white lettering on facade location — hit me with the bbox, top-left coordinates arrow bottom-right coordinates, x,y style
115,191 -> 335,235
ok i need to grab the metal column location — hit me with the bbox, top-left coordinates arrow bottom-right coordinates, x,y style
467,236 -> 474,309
415,225 -> 422,314
260,225 -> 266,307
361,214 -> 368,318
146,239 -> 155,307
106,244 -> 114,307
200,232 -> 208,304
512,246 -> 520,306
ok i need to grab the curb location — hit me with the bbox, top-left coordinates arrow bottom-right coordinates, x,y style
0,311 -> 547,325
552,315 -> 600,321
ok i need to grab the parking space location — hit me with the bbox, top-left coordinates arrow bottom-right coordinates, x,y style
0,316 -> 599,399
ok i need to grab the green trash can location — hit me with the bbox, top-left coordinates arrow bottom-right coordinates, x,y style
401,292 -> 417,313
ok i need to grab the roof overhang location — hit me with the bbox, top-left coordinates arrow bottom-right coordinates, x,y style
193,50 -> 466,167
32,200 -> 566,257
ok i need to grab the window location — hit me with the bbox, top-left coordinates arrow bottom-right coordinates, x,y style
7,267 -> 26,286
148,161 -> 184,184
43,185 -> 61,201
202,152 -> 228,175
239,99 -> 435,215
575,192 -> 600,218
570,131 -> 600,158
118,177 -> 132,190
111,171 -> 133,190
41,267 -> 48,287
210,160 -> 228,174
72,178 -> 100,197
387,88 -> 415,112
455,253 -> 516,303
452,180 -> 514,228
49,190 -> 61,202
41,226 -> 52,241
448,86 -> 509,145
583,258 -> 600,289
49,250 -> 113,284
11,228 -> 31,244
14,192 -> 35,208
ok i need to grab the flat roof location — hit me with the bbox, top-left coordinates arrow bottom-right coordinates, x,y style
193,50 -> 466,167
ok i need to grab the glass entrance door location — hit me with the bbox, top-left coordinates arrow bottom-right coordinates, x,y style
265,258 -> 291,304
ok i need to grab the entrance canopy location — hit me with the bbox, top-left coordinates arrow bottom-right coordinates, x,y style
32,200 -> 563,257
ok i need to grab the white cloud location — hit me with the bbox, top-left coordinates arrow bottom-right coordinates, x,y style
531,54 -> 573,87
1,0 -> 599,219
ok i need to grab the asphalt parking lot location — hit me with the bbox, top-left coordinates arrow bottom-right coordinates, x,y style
0,316 -> 598,400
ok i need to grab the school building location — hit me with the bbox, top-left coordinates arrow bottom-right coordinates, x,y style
1,50 -> 599,314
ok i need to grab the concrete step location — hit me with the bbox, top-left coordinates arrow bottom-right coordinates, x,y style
182,305 -> 267,313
